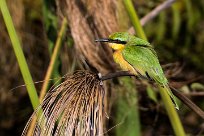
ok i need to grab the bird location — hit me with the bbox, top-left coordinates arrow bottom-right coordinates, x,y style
95,32 -> 179,110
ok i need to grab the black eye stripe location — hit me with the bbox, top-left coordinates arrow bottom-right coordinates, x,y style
108,39 -> 127,44
119,41 -> 127,44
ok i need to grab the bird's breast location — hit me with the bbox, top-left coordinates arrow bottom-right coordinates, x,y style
113,50 -> 137,75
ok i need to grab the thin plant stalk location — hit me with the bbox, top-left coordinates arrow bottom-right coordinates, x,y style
39,17 -> 67,101
0,0 -> 40,109
123,0 -> 185,135
123,0 -> 147,40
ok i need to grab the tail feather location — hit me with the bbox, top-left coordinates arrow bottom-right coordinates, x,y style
163,84 -> 179,110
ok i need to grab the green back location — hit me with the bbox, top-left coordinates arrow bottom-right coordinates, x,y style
128,36 -> 151,47
122,44 -> 168,85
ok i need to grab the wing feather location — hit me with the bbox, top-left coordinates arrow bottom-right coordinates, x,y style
122,45 -> 168,85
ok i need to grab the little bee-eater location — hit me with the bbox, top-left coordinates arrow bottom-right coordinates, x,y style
95,32 -> 179,109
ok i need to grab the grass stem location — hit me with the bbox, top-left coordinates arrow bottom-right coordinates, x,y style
39,18 -> 67,101
0,0 -> 40,109
159,86 -> 185,136
123,0 -> 147,40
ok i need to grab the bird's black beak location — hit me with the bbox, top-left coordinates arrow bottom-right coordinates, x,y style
95,38 -> 110,43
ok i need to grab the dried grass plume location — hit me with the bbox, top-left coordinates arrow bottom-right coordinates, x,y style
22,71 -> 105,136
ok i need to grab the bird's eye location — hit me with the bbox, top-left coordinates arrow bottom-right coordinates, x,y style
113,39 -> 126,44
119,40 -> 127,44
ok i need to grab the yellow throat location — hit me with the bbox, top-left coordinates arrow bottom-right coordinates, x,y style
110,43 -> 137,75
109,43 -> 125,50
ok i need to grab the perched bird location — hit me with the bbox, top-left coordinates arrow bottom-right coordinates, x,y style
95,32 -> 179,109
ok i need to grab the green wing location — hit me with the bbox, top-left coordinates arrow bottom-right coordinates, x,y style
122,45 -> 168,85
122,45 -> 179,109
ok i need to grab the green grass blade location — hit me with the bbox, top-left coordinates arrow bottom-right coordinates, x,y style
172,2 -> 181,39
159,86 -> 185,136
123,0 -> 147,40
0,0 -> 40,109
